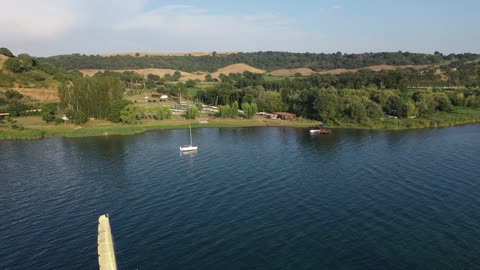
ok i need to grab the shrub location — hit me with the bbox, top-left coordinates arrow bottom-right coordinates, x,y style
120,104 -> 142,124
0,47 -> 14,57
5,89 -> 23,100
154,107 -> 172,120
186,106 -> 199,119
7,99 -> 27,117
37,62 -> 57,75
108,99 -> 132,123
74,111 -> 88,125
41,103 -> 58,122
4,58 -> 24,73
52,118 -> 64,125
11,124 -> 24,130
41,111 -> 55,123
0,73 -> 15,87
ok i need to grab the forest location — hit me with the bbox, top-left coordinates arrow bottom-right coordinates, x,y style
42,51 -> 480,72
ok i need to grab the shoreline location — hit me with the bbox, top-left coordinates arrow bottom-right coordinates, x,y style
1,114 -> 480,140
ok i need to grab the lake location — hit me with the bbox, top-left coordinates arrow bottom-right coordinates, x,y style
1,126 -> 480,269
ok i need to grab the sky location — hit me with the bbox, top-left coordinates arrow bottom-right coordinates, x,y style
0,0 -> 479,56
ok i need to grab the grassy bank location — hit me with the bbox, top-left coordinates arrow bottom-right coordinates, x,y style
0,117 -> 319,140
329,107 -> 480,130
1,108 -> 480,140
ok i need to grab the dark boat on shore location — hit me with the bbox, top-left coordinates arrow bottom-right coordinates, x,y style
310,123 -> 332,134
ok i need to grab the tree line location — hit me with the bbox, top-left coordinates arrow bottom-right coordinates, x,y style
41,51 -> 480,72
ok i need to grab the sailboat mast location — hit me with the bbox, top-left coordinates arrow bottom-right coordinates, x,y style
190,125 -> 193,146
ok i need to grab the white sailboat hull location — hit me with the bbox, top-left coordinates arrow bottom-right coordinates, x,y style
180,145 -> 198,152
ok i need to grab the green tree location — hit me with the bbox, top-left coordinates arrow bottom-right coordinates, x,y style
0,47 -> 14,57
58,76 -> 124,119
403,100 -> 417,117
147,74 -> 160,81
154,107 -> 172,120
74,111 -> 88,124
314,89 -> 338,121
108,99 -> 132,123
7,99 -> 27,117
366,101 -> 383,118
256,91 -> 286,112
41,103 -> 58,122
185,79 -> 196,88
350,101 -> 368,123
218,104 -> 231,118
205,74 -> 213,82
386,95 -> 405,117
231,101 -> 239,117
4,58 -> 23,73
434,92 -> 452,111
17,54 -> 36,70
242,102 -> 258,118
37,62 -> 57,75
465,95 -> 480,108
172,71 -> 181,81
120,104 -> 142,124
5,89 -> 23,100
186,106 -> 199,119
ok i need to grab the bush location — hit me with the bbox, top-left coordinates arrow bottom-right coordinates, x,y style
108,99 -> 132,123
242,102 -> 258,118
52,118 -> 64,125
41,103 -> 58,122
41,111 -> 55,122
154,107 -> 172,120
186,106 -> 199,119
11,124 -> 24,130
120,104 -> 142,124
7,99 -> 27,117
0,73 -> 15,87
74,111 -> 88,125
37,62 -> 57,75
0,47 -> 14,57
4,58 -> 23,73
5,89 -> 23,100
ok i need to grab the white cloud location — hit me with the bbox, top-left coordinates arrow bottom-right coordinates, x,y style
0,1 -> 311,55
0,0 -> 78,39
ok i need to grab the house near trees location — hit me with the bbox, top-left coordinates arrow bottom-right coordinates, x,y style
275,112 -> 297,120
0,113 -> 10,121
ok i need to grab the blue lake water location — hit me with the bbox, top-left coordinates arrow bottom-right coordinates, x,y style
1,126 -> 480,269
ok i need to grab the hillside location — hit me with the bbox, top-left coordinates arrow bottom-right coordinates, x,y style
80,68 -> 206,81
100,52 -> 238,57
43,51 -> 480,72
79,63 -> 265,81
212,64 -> 265,77
0,55 -> 8,70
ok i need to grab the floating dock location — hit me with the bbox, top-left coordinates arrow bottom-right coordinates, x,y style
98,214 -> 117,270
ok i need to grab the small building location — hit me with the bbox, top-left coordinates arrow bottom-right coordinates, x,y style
267,113 -> 278,119
152,93 -> 169,100
0,113 -> 10,121
275,112 -> 296,120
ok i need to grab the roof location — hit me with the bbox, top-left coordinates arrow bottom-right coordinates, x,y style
0,113 -> 10,116
274,112 -> 296,116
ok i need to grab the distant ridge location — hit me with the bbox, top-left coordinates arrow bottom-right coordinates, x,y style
100,52 -> 238,57
44,51 -> 480,74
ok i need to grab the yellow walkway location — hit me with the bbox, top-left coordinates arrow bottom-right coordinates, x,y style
98,214 -> 117,270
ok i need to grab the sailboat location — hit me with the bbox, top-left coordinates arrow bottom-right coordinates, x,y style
180,125 -> 198,152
